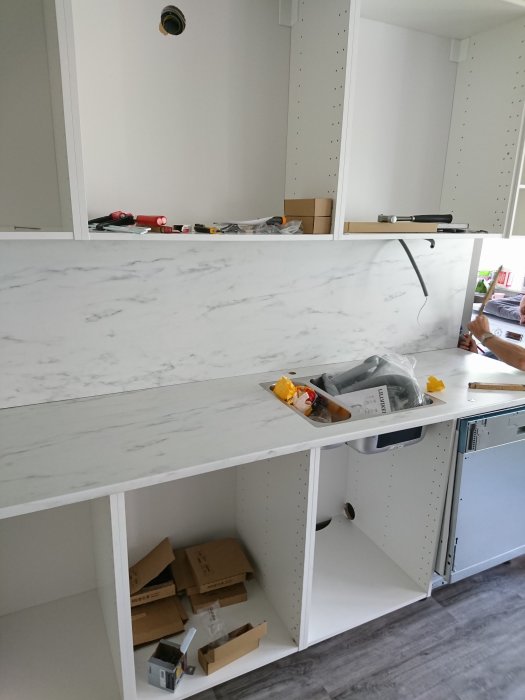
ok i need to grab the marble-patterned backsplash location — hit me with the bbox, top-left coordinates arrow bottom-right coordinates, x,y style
0,239 -> 473,408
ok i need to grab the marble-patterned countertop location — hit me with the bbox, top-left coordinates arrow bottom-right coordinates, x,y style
1,348 -> 525,519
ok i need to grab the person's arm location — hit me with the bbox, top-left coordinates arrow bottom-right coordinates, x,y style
468,316 -> 525,371
520,295 -> 525,325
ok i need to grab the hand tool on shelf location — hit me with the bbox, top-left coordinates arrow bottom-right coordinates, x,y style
378,214 -> 453,224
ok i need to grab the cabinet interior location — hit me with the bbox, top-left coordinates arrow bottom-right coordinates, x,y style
0,499 -> 123,700
124,453 -> 312,699
308,420 -> 455,645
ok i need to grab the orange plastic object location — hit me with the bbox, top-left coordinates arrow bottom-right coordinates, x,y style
272,376 -> 297,404
426,375 -> 445,392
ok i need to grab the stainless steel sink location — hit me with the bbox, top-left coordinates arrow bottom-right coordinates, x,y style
261,375 -> 444,428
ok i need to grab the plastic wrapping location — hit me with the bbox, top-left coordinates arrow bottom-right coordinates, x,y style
313,354 -> 426,413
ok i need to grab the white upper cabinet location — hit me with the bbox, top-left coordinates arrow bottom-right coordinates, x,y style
341,0 -> 525,237
0,0 -> 87,239
71,0 -> 335,240
3,1 -> 523,240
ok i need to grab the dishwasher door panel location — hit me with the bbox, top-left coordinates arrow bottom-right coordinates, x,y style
449,439 -> 525,582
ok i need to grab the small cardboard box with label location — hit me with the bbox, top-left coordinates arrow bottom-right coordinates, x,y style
198,622 -> 268,675
129,538 -> 187,647
148,628 -> 196,692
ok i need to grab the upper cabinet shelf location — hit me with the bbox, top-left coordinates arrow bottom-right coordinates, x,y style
340,0 -> 525,239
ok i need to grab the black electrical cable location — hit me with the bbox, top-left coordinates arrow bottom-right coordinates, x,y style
398,239 -> 428,298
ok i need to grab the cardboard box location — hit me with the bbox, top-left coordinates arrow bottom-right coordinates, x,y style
185,538 -> 253,594
284,198 -> 333,217
129,538 -> 176,607
148,629 -> 196,691
344,221 -> 438,233
189,582 -> 247,614
132,596 -> 186,647
198,622 -> 268,675
287,216 -> 332,234
170,548 -> 199,596
148,639 -> 185,691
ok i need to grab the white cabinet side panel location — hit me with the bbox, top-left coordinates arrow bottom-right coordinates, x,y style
236,452 -> 311,644
92,495 -> 135,700
346,421 -> 455,588
285,0 -> 352,201
441,17 -> 525,233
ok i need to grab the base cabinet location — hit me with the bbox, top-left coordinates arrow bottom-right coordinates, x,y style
0,426 -> 455,699
0,499 -> 125,700
308,421 -> 455,645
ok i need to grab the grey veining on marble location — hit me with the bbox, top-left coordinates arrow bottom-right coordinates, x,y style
191,557 -> 525,700
0,239 -> 474,408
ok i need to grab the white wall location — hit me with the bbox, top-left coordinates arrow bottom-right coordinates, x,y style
72,0 -> 291,224
0,239 -> 473,409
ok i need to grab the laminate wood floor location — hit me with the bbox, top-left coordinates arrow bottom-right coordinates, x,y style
192,557 -> 525,700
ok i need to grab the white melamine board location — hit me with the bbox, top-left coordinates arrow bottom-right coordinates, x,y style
72,0 -> 290,223
344,18 -> 457,222
513,192 -> 525,235
441,17 -> 525,233
0,0 -> 63,231
124,471 -> 236,563
285,0 -> 351,201
316,445 -> 350,522
0,502 -> 96,616
308,516 -> 426,645
346,421 -> 456,588
134,578 -> 296,700
236,452 -> 311,644
92,495 -> 135,700
361,0 -> 525,40
0,590 -> 121,700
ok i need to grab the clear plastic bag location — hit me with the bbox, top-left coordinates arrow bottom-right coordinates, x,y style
194,602 -> 228,647
313,353 -> 426,413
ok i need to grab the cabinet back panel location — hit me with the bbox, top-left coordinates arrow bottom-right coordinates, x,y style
71,0 -> 290,223
0,0 -> 63,230
345,19 -> 457,221
124,471 -> 237,564
0,501 -> 96,615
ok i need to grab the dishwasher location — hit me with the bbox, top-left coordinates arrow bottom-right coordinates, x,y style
435,405 -> 525,585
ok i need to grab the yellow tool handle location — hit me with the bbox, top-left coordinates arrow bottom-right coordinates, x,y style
468,382 -> 525,391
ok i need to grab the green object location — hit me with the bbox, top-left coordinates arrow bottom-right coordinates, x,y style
475,279 -> 488,293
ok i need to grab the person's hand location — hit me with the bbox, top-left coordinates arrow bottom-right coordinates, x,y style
468,315 -> 491,341
458,332 -> 478,353
520,295 -> 525,325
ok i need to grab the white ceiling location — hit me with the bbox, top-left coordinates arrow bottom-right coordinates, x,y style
361,0 -> 525,39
